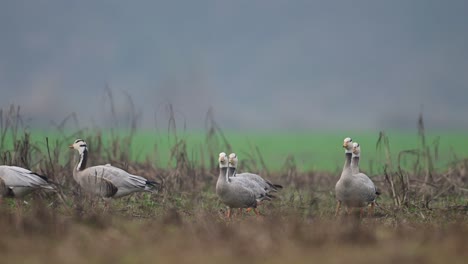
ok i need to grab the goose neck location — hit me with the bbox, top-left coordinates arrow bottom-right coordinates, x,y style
351,156 -> 360,174
342,153 -> 352,174
218,167 -> 229,183
76,148 -> 88,171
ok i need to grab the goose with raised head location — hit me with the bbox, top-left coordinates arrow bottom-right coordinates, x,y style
351,142 -> 379,216
216,152 -> 267,218
69,139 -> 160,199
335,137 -> 353,216
228,153 -> 282,193
335,138 -> 378,217
0,165 -> 55,200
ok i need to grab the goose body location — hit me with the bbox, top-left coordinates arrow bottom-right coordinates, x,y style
216,152 -> 265,217
0,165 -> 54,198
70,139 -> 159,198
335,139 -> 377,216
335,137 -> 355,215
228,153 -> 282,193
350,143 -> 378,207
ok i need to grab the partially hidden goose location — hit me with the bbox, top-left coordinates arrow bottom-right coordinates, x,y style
351,142 -> 379,216
0,178 -> 7,202
335,138 -> 378,217
228,153 -> 274,216
335,137 -> 353,216
69,139 -> 159,199
0,165 -> 55,202
216,152 -> 268,218
228,153 -> 282,193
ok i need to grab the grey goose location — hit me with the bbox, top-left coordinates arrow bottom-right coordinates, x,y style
216,152 -> 269,218
69,139 -> 159,199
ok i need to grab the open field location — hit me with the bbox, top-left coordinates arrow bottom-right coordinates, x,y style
0,105 -> 467,263
4,130 -> 468,172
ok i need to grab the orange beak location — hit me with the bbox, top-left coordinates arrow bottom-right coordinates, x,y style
342,143 -> 347,148
69,145 -> 74,149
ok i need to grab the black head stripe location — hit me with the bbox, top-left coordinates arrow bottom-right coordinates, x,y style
79,144 -> 87,147
74,139 -> 84,144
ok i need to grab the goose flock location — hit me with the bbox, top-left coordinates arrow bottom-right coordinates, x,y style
0,137 -> 378,219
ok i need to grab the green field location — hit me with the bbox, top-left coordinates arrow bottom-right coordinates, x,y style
1,123 -> 467,263
14,129 -> 468,173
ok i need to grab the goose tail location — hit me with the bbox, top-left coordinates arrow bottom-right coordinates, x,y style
145,180 -> 161,191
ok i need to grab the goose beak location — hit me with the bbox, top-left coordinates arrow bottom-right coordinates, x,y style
342,144 -> 347,148
69,145 -> 74,149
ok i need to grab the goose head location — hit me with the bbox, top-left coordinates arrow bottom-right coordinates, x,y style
228,153 -> 238,168
218,152 -> 228,168
69,139 -> 88,154
343,137 -> 353,153
352,142 -> 361,157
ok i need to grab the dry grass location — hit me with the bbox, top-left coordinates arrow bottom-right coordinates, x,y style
0,200 -> 467,264
0,101 -> 467,263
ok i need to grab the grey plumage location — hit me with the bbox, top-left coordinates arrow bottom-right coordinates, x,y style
216,152 -> 264,216
335,139 -> 377,214
70,139 -> 159,199
228,155 -> 282,193
0,165 -> 54,198
351,142 -> 378,203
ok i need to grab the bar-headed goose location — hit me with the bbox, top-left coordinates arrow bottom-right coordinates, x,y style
0,165 -> 55,200
335,139 -> 378,217
216,152 -> 267,218
227,153 -> 274,216
335,137 -> 353,216
351,142 -> 378,216
228,153 -> 282,193
69,139 -> 159,199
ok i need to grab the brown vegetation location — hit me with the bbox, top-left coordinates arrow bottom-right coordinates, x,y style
0,102 -> 467,263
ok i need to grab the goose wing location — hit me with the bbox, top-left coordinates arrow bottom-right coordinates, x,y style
353,173 -> 378,202
78,173 -> 118,198
235,172 -> 283,191
88,165 -> 147,188
220,179 -> 258,208
81,165 -> 153,197
229,177 -> 272,203
0,166 -> 52,189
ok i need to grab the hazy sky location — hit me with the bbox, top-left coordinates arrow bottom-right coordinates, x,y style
1,0 -> 467,131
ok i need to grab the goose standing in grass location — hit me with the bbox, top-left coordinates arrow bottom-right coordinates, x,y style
335,138 -> 378,217
216,152 -> 268,218
69,139 -> 160,200
227,153 -> 275,216
0,165 -> 55,202
228,153 -> 283,193
335,137 -> 354,216
351,142 -> 379,216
